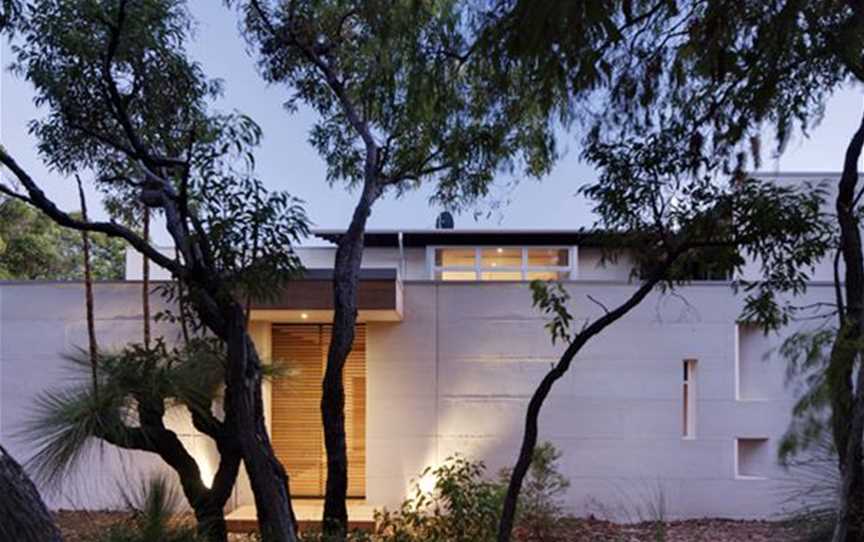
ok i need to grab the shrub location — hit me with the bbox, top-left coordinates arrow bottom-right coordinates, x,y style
298,529 -> 372,542
499,442 -> 570,542
374,442 -> 570,542
375,455 -> 504,542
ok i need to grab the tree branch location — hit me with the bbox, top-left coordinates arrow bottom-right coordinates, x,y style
248,0 -> 377,152
586,294 -> 610,315
189,405 -> 225,442
0,149 -> 182,275
98,0 -> 185,170
0,183 -> 33,205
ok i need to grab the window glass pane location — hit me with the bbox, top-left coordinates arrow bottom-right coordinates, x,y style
527,248 -> 569,267
480,271 -> 523,281
682,360 -> 697,438
480,248 -> 521,268
435,248 -> 475,267
682,384 -> 689,435
436,270 -> 478,281
526,271 -> 564,281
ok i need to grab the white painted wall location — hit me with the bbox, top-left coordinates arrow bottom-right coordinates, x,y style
0,282 -> 223,510
739,172 -> 846,283
576,248 -> 636,281
0,279 -> 827,519
366,280 -> 827,519
125,246 -> 428,280
293,246 -> 427,280
125,247 -> 175,281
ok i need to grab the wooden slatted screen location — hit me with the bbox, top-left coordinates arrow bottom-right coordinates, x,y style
271,324 -> 366,498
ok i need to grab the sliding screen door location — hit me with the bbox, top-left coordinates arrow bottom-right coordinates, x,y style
270,324 -> 366,498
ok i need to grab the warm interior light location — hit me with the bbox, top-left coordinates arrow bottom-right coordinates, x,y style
418,471 -> 437,494
491,262 -> 497,267
301,313 -> 309,320
196,454 -> 214,489
496,247 -> 503,253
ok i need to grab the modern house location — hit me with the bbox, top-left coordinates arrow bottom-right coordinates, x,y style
0,172 -> 837,527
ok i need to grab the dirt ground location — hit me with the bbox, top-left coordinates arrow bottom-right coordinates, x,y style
551,517 -> 804,541
55,511 -> 806,541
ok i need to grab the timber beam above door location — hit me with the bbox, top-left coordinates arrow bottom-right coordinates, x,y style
248,268 -> 402,323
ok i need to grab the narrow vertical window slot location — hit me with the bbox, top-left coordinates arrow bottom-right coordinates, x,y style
683,359 -> 697,438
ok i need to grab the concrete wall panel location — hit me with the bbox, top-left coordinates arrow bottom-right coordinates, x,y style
0,278 -> 837,519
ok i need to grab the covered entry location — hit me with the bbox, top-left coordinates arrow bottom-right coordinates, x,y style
270,324 -> 367,498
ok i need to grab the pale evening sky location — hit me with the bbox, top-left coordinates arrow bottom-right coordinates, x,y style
1,1 -> 862,245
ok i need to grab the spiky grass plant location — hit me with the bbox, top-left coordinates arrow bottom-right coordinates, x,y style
93,475 -> 202,542
20,338 -> 268,542
779,432 -> 849,541
24,339 -> 224,487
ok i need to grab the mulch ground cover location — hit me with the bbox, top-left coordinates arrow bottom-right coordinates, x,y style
55,511 -> 807,541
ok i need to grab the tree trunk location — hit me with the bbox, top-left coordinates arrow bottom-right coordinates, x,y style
174,466 -> 229,542
142,207 -> 151,348
322,180 -> 379,537
0,445 -> 63,542
158,194 -> 299,541
224,305 -> 299,541
192,502 -> 229,542
194,441 -> 242,542
77,178 -> 98,395
497,272 -> 668,542
831,110 -> 864,542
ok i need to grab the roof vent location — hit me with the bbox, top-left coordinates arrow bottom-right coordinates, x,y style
435,211 -> 454,229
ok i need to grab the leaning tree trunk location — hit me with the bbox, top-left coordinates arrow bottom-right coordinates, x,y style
832,110 -> 864,542
322,179 -> 379,537
497,270 -> 669,542
155,189 -> 300,541
0,445 -> 63,542
224,305 -> 299,541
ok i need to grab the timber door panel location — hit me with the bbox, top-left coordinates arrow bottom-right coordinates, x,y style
271,324 -> 366,498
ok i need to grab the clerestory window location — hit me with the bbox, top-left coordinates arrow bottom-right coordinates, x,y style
431,247 -> 572,281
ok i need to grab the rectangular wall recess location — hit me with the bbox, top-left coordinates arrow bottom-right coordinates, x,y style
735,438 -> 771,479
682,359 -> 697,438
736,323 -> 767,400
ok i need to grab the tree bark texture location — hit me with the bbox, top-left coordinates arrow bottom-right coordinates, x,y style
0,445 -> 63,542
77,178 -> 99,396
0,114 -> 300,542
497,263 -> 679,542
224,306 -> 298,541
142,207 -> 151,348
149,166 -> 300,541
832,111 -> 864,542
322,177 -> 380,537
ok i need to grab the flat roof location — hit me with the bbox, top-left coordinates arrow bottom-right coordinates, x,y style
313,229 -> 609,248
0,268 -> 397,286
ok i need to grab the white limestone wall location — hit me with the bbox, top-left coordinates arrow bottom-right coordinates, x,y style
0,279 -> 832,519
125,247 -> 175,281
367,280 -> 833,519
294,246 -> 427,279
576,248 -> 636,281
126,246 -> 428,280
0,282 -> 224,510
739,172 -> 843,283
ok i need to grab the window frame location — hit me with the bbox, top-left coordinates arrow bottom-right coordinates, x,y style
428,246 -> 576,281
682,359 -> 697,439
